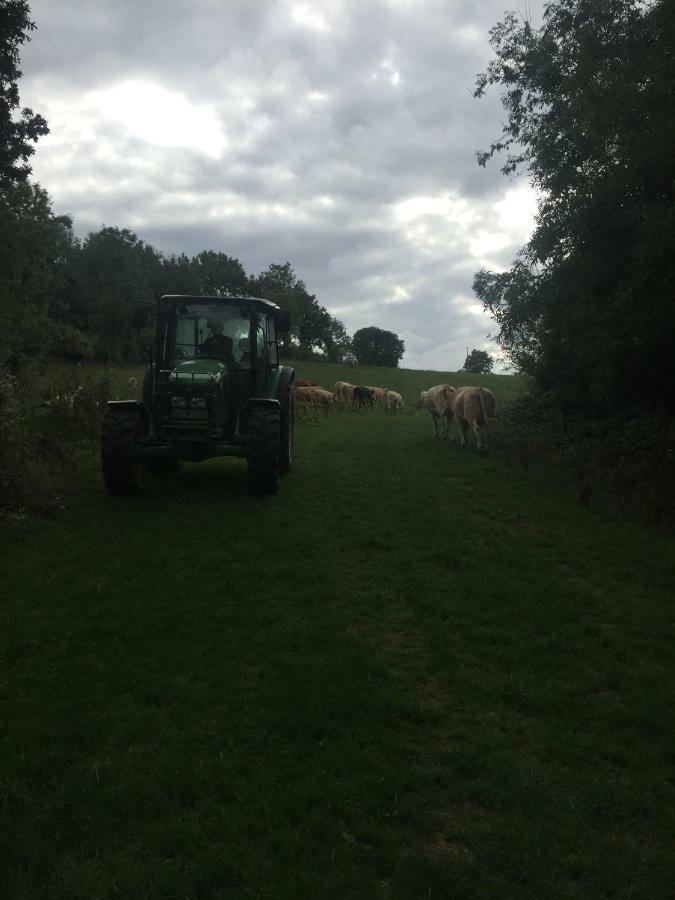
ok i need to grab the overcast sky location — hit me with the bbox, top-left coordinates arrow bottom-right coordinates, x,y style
20,0 -> 544,371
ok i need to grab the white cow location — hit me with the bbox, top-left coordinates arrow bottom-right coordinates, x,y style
385,390 -> 404,412
422,384 -> 455,438
451,386 -> 497,453
333,381 -> 356,406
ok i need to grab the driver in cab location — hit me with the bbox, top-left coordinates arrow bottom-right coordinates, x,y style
200,321 -> 236,367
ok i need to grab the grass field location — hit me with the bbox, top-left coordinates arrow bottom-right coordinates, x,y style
2,363 -> 674,898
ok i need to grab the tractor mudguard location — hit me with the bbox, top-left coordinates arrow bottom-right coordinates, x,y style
105,400 -> 151,426
274,366 -> 295,402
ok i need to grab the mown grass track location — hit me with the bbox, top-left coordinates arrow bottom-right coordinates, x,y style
1,405 -> 674,898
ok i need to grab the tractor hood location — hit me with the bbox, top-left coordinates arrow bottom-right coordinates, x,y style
169,359 -> 226,385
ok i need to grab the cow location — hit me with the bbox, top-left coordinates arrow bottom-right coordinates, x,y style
385,390 -> 404,412
422,384 -> 455,438
366,386 -> 387,405
311,388 -> 335,412
296,379 -> 315,388
296,385 -> 334,412
451,386 -> 497,453
333,381 -> 356,406
353,385 -> 375,409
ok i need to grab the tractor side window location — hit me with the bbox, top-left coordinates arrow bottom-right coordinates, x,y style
256,322 -> 268,368
268,319 -> 278,366
174,317 -> 200,360
235,332 -> 251,368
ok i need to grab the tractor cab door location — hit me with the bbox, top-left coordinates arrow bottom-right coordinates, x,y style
253,315 -> 275,394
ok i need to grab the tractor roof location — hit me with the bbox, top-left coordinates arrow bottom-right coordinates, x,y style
160,294 -> 281,314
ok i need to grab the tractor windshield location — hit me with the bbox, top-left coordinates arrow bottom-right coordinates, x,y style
171,302 -> 252,368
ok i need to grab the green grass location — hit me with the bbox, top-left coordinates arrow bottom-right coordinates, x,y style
1,365 -> 674,898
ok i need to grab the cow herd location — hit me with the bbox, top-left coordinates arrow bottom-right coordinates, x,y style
294,378 -> 497,453
297,380 -> 404,413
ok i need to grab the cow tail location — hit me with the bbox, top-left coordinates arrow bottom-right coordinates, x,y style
476,388 -> 487,427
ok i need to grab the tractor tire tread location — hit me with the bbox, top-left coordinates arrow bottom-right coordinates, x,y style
101,410 -> 145,495
247,405 -> 280,494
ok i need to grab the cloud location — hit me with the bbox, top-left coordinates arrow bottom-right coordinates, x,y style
21,0 -> 545,371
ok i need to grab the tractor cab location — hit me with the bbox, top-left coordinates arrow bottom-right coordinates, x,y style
102,295 -> 294,495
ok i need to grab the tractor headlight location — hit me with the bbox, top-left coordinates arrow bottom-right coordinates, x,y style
191,396 -> 207,409
171,395 -> 187,408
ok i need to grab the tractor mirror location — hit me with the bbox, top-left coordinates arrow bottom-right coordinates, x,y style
275,310 -> 291,333
132,305 -> 150,328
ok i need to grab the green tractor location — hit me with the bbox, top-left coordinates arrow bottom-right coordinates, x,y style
101,294 -> 295,495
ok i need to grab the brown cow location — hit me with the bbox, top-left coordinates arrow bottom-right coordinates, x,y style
366,386 -> 387,405
297,385 -> 334,412
451,386 -> 496,453
422,384 -> 455,438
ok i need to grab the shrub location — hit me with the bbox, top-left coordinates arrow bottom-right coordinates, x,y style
493,394 -> 675,526
0,367 -> 113,514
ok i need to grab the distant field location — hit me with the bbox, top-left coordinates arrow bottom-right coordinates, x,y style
2,362 -> 673,898
52,357 -> 529,408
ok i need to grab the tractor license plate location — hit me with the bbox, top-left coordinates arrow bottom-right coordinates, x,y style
171,409 -> 208,421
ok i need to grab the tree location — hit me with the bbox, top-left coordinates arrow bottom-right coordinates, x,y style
250,261 -> 349,360
473,0 -> 675,412
250,262 -> 314,354
77,227 -> 162,360
0,181 -> 73,365
352,326 -> 405,368
0,0 -> 49,186
193,250 -> 248,296
463,348 -> 493,375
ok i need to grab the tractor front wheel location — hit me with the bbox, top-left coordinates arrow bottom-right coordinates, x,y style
247,405 -> 280,494
101,408 -> 147,495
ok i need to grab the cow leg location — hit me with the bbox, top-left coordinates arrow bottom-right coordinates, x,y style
458,418 -> 469,447
472,421 -> 482,451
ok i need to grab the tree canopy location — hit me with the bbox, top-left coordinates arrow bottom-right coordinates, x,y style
0,0 -> 48,186
473,0 -> 675,412
352,327 -> 405,368
463,348 -> 494,375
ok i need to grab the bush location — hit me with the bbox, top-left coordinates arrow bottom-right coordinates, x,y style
0,367 -> 113,514
49,322 -> 97,362
492,393 -> 675,526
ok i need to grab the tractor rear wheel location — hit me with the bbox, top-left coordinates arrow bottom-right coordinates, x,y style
101,408 -> 147,495
279,382 -> 294,475
247,405 -> 280,494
